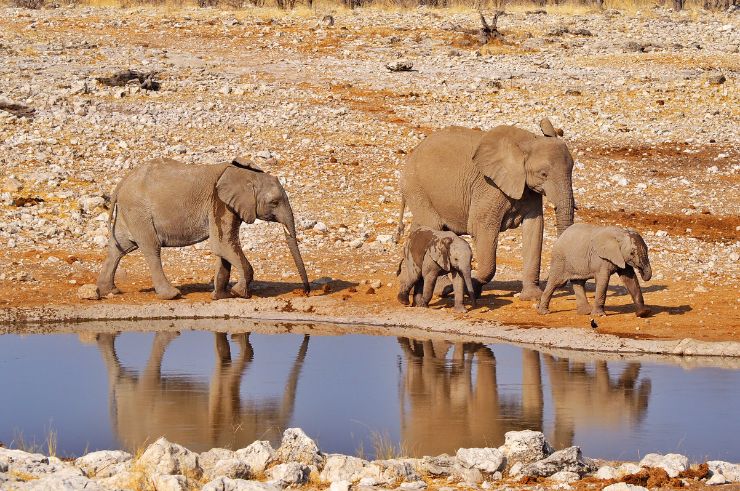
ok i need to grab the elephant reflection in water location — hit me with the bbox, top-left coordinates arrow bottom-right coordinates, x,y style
93,332 -> 310,452
543,355 -> 651,450
397,338 -> 544,456
397,339 -> 651,455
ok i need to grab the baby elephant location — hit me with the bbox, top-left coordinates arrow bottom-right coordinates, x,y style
538,223 -> 652,317
397,227 -> 476,313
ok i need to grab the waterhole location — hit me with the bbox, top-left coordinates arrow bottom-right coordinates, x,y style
1,323 -> 738,461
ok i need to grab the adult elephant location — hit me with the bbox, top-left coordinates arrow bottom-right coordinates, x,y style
394,119 -> 575,300
96,158 -> 310,300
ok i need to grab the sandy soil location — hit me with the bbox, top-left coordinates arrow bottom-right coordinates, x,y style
0,5 -> 738,346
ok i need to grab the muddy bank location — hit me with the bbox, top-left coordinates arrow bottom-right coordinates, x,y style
2,297 -> 739,358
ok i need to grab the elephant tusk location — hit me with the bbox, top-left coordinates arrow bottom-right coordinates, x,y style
282,224 -> 294,239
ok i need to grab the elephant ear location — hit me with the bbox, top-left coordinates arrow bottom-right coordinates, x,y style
593,230 -> 626,269
429,236 -> 453,271
231,156 -> 264,173
216,166 -> 257,224
540,118 -> 564,138
472,129 -> 526,200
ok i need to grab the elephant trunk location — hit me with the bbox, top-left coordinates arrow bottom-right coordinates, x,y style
639,263 -> 652,282
462,267 -> 477,308
281,215 -> 310,294
551,178 -> 575,236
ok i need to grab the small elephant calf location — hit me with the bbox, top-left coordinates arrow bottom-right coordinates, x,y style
396,227 -> 476,313
538,223 -> 652,317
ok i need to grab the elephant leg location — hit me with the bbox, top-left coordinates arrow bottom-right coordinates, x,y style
217,244 -> 254,299
537,276 -> 565,314
520,211 -> 544,300
140,243 -> 180,300
412,279 -> 424,307
591,270 -> 611,316
212,258 -> 232,300
397,271 -> 418,306
571,279 -> 591,315
96,217 -> 137,296
419,273 -> 437,308
618,268 -> 650,317
452,271 -> 466,313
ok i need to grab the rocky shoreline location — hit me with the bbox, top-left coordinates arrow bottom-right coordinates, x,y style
1,428 -> 738,490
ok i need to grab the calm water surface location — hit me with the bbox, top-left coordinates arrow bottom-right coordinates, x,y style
0,328 -> 738,461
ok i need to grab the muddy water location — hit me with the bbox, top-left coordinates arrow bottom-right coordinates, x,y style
0,328 -> 738,461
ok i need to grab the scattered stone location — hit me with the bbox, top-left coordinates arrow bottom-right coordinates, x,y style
399,481 -> 427,490
200,448 -> 237,474
519,446 -> 596,477
602,484 -> 648,491
267,462 -> 310,486
204,459 -> 251,481
706,472 -> 727,485
329,480 -> 350,491
705,73 -> 726,85
151,474 -> 189,491
456,447 -> 504,473
235,441 -> 275,474
0,99 -> 35,118
202,478 -> 282,491
595,465 -> 619,480
550,470 -> 580,483
638,453 -> 688,478
320,454 -> 368,482
74,450 -> 131,478
274,428 -> 324,467
386,60 -> 414,72
96,69 -> 160,90
500,430 -> 552,466
370,280 -> 382,289
137,437 -> 201,477
14,474 -> 106,490
707,461 -> 740,482
77,284 -> 100,300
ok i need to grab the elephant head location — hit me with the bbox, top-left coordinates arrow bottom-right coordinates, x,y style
472,118 -> 575,235
216,161 -> 310,293
594,228 -> 652,281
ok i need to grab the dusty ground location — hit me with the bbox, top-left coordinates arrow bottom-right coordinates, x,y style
0,4 -> 738,343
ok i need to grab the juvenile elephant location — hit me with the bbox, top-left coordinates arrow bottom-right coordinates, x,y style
396,227 -> 476,312
395,118 -> 575,300
537,224 -> 652,317
96,158 -> 310,300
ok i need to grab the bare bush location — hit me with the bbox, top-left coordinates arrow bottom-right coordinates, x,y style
11,0 -> 44,8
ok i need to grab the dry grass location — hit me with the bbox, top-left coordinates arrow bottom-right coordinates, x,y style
370,431 -> 412,460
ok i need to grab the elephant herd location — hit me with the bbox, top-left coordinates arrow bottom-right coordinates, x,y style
96,118 -> 652,316
86,332 -> 651,454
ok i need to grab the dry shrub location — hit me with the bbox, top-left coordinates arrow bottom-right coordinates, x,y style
622,468 -> 685,489
679,463 -> 710,480
11,0 -> 45,8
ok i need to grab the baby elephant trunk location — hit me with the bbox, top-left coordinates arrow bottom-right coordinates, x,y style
462,268 -> 477,308
639,263 -> 652,282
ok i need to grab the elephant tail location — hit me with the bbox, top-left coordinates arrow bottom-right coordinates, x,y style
107,192 -> 119,236
396,257 -> 404,276
391,195 -> 406,244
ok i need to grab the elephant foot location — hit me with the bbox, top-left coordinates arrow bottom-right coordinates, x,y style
156,286 -> 181,300
591,308 -> 607,317
444,278 -> 483,299
576,304 -> 592,315
519,285 -> 543,301
212,290 -> 232,300
635,307 -> 651,318
231,282 -> 251,299
97,284 -> 120,297
397,293 -> 410,305
453,305 -> 467,314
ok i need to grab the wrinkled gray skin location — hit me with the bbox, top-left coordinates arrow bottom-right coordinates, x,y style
538,223 -> 652,317
396,227 -> 477,313
97,158 -> 310,300
395,118 -> 575,301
